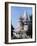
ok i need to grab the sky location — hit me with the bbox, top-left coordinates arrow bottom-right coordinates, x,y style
11,6 -> 32,28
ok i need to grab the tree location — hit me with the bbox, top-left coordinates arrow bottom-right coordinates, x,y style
26,15 -> 32,38
11,24 -> 14,39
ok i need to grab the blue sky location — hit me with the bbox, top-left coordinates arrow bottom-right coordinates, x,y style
11,6 -> 32,28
